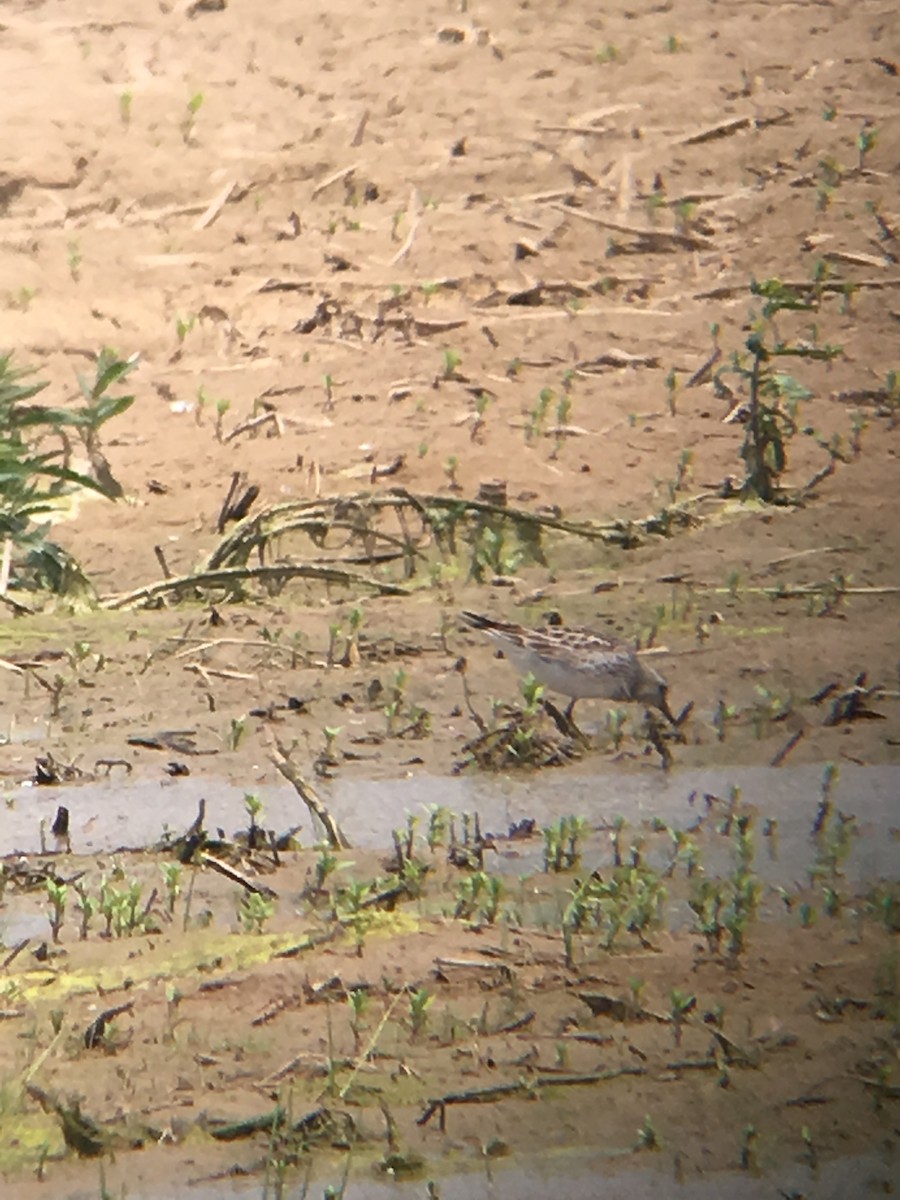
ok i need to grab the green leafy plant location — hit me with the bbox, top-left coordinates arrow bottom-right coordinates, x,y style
239,891 -> 275,934
46,879 -> 67,943
0,350 -> 136,593
715,279 -> 842,501
408,988 -> 434,1039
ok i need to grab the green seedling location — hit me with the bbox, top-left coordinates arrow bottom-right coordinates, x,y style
605,706 -> 628,751
856,122 -> 878,169
425,805 -> 450,851
347,988 -> 369,1054
327,621 -> 343,667
315,848 -> 339,891
750,686 -> 790,738
408,988 -> 434,1039
118,91 -> 133,126
74,883 -> 96,940
384,667 -> 408,735
443,455 -> 461,491
527,387 -> 554,443
239,891 -> 275,934
543,815 -> 586,872
669,988 -> 696,1046
46,879 -> 68,943
227,715 -> 246,751
635,1114 -> 659,1150
441,348 -> 463,380
481,874 -> 504,925
739,1124 -> 758,1170
628,977 -> 647,1008
244,792 -> 265,848
8,285 -> 37,311
214,397 -> 231,442
67,239 -> 82,282
175,314 -> 195,343
161,863 -> 182,916
339,880 -> 374,956
665,369 -> 678,416
181,91 -> 204,143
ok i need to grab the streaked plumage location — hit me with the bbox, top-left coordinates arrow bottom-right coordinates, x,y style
460,610 -> 674,722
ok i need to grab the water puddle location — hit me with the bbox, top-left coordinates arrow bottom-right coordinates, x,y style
4,763 -> 899,888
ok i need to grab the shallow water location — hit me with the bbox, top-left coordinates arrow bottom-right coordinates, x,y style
4,763 -> 899,888
90,1145 -> 900,1200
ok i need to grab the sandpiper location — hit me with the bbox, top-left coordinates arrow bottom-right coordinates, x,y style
460,610 -> 675,723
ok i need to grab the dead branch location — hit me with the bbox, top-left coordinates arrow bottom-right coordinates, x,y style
200,853 -> 278,897
311,163 -> 360,200
102,563 -> 408,609
271,742 -> 350,849
681,110 -> 791,145
417,1066 -> 647,1129
551,202 -> 714,251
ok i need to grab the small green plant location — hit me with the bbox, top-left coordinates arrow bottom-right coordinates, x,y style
227,714 -> 247,751
74,883 -> 96,940
338,880 -> 374,956
739,1124 -> 758,1170
347,988 -> 369,1054
636,1114 -> 659,1149
243,792 -> 265,847
384,668 -> 408,735
669,988 -> 696,1046
471,391 -> 491,441
605,706 -> 628,751
750,685 -> 790,738
214,397 -> 231,442
595,44 -> 620,63
425,805 -> 450,851
7,286 -> 36,311
118,90 -> 133,126
441,348 -> 463,381
315,848 -> 339,891
161,863 -> 182,916
2,357 -> 139,590
239,891 -> 275,934
665,369 -> 678,415
443,455 -> 461,491
715,279 -> 842,502
543,815 -> 587,872
408,988 -> 434,1039
527,387 -> 554,443
67,239 -> 82,282
46,879 -> 68,943
175,313 -> 196,343
181,91 -> 204,143
856,122 -> 878,169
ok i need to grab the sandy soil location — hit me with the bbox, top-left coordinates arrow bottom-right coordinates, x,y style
1,0 -> 899,1193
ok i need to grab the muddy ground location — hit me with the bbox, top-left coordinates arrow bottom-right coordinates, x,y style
1,0 -> 899,1194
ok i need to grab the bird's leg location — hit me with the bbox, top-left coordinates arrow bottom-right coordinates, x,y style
544,698 -> 588,747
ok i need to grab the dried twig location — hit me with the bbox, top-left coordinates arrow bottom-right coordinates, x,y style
271,742 -> 350,849
311,163 -> 360,200
201,853 -> 277,897
102,563 -> 408,610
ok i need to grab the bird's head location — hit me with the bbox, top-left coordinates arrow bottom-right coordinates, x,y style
637,666 -> 675,723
